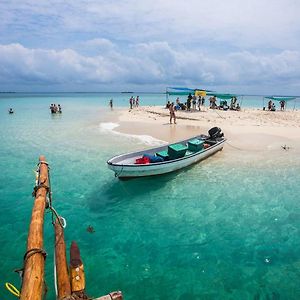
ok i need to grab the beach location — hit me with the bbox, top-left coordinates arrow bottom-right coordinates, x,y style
115,106 -> 300,154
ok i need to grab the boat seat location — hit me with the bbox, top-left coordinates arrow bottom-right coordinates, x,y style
156,150 -> 169,161
187,139 -> 204,152
168,143 -> 188,159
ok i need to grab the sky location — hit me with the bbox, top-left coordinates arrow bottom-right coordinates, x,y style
0,0 -> 300,94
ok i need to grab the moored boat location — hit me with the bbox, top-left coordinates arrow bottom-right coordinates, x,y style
107,127 -> 226,178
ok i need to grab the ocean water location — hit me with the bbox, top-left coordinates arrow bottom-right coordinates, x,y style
0,93 -> 300,300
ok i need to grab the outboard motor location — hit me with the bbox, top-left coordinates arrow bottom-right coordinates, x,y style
208,127 -> 224,139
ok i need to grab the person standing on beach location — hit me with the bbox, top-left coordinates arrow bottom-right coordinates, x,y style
268,100 -> 272,110
136,96 -> 139,107
187,93 -> 192,111
109,99 -> 113,110
197,96 -> 201,111
169,102 -> 176,124
129,97 -> 133,109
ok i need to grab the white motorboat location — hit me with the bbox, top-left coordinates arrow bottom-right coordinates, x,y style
107,127 -> 226,178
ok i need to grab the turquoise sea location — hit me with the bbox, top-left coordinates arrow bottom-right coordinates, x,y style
0,93 -> 300,300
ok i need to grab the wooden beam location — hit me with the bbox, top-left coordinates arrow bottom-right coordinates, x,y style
20,156 -> 49,300
55,219 -> 72,300
70,241 -> 86,298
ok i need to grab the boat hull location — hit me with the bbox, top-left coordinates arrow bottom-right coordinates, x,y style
107,139 -> 225,178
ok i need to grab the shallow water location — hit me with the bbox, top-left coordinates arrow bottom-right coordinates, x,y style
0,93 -> 300,300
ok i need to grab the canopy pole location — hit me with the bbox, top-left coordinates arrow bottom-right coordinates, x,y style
262,96 -> 265,109
166,88 -> 168,105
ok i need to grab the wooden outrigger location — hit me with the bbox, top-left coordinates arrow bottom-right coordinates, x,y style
16,156 -> 123,300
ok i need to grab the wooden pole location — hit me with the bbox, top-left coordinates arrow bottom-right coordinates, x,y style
70,241 -> 87,299
69,242 -> 123,300
55,219 -> 72,300
20,156 -> 49,300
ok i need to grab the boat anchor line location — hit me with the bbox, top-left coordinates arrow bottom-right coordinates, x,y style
115,164 -> 124,178
224,141 -> 245,151
145,110 -> 200,121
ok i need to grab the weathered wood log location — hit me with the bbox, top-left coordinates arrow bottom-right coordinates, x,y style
70,241 -> 87,298
20,156 -> 49,300
55,218 -> 72,300
93,291 -> 123,300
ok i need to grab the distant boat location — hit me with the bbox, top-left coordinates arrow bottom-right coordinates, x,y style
107,127 -> 225,178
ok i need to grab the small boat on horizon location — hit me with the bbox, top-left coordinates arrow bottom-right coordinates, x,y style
107,127 -> 226,178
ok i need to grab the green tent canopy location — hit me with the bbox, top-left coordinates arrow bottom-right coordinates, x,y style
166,87 -> 213,96
210,93 -> 238,100
265,96 -> 296,101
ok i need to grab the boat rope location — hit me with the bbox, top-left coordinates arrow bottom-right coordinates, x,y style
33,161 -> 66,228
114,164 -> 124,178
13,247 -> 48,291
23,248 -> 47,262
224,141 -> 245,151
5,282 -> 20,297
212,109 -> 226,119
53,248 -> 58,298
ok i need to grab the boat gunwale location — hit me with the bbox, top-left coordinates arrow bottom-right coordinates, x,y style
107,137 -> 226,168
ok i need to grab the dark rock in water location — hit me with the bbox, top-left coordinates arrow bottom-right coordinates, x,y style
86,225 -> 95,233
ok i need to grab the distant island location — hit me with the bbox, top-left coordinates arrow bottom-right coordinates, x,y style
121,91 -> 134,94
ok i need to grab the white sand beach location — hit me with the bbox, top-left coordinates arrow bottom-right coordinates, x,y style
114,106 -> 300,155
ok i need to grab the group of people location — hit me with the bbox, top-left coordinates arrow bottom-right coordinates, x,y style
129,96 -> 140,109
265,100 -> 286,111
209,96 -> 240,111
186,93 -> 205,111
49,103 -> 62,114
166,94 -> 205,112
267,100 -> 276,111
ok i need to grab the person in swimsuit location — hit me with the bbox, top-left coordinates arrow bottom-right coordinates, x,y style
169,102 -> 176,124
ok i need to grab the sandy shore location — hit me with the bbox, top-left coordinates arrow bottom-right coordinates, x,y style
104,105 -> 300,161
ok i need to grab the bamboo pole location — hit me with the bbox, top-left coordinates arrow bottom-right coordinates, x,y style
55,219 -> 72,300
20,156 -> 49,300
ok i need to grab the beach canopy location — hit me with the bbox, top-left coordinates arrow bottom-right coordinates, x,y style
166,87 -> 213,96
265,96 -> 296,102
212,93 -> 238,100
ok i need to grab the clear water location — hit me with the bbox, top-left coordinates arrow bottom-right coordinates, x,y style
0,93 -> 300,300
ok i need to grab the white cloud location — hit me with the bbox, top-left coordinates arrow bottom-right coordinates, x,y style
0,42 -> 300,94
1,0 -> 300,50
0,0 -> 300,93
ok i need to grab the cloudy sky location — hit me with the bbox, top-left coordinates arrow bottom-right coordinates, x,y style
1,0 -> 300,94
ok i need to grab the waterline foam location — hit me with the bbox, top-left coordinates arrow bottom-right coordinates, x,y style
99,122 -> 166,146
